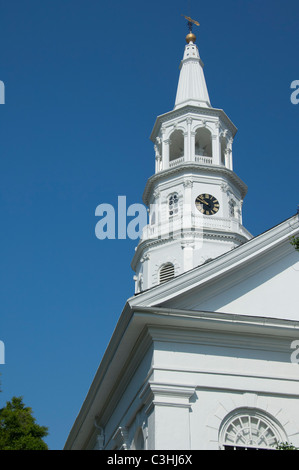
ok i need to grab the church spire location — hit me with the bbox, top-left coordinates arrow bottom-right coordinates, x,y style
131,20 -> 251,294
174,18 -> 211,110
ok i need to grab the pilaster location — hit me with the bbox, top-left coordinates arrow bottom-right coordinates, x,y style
186,117 -> 192,161
140,382 -> 196,450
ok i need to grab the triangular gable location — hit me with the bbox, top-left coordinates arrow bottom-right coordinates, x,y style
129,215 -> 299,322
162,240 -> 299,320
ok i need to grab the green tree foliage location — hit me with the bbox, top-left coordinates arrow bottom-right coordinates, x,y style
290,236 -> 299,252
0,396 -> 48,450
276,442 -> 298,450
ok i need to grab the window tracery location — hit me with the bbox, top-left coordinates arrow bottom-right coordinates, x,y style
220,409 -> 286,450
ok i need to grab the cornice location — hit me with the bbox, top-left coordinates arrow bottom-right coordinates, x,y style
96,327 -> 153,428
142,162 -> 248,205
131,228 -> 249,271
150,105 -> 237,141
145,323 -> 298,354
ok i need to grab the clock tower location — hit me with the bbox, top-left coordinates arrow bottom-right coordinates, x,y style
132,24 -> 252,293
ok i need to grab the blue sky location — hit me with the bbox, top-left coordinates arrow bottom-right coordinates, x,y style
0,0 -> 298,450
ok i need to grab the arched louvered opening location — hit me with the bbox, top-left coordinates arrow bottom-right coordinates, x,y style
159,263 -> 175,283
195,127 -> 212,158
169,130 -> 184,162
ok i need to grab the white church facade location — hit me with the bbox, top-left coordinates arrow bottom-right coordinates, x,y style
65,24 -> 299,451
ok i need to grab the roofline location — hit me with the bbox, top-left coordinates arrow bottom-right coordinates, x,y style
64,302 -> 299,450
150,104 -> 238,141
142,162 -> 248,206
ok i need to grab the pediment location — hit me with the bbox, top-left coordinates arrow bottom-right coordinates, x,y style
129,215 -> 299,322
161,242 -> 299,321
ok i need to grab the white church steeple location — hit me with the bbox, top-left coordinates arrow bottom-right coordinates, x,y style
174,29 -> 211,109
131,22 -> 252,293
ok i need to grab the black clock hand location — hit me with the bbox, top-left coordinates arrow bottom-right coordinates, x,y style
199,198 -> 209,206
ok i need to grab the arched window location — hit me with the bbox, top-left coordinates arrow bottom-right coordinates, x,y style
168,193 -> 179,217
169,130 -> 184,162
159,263 -> 175,283
195,128 -> 212,158
219,409 -> 287,450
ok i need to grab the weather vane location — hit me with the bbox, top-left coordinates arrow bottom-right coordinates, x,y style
181,15 -> 200,43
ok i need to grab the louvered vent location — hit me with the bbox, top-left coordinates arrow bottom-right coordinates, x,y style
159,263 -> 175,283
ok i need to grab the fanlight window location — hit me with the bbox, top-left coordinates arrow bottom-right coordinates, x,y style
220,409 -> 286,450
159,263 -> 175,283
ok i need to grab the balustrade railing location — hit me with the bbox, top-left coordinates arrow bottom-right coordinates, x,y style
169,156 -> 185,167
195,155 -> 213,165
166,155 -> 213,169
140,215 -> 248,242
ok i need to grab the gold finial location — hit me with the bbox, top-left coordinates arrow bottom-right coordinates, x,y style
181,15 -> 200,43
186,32 -> 196,44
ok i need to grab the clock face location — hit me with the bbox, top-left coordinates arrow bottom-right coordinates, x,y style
195,194 -> 220,215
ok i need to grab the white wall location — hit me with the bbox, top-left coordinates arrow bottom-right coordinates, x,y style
92,324 -> 299,450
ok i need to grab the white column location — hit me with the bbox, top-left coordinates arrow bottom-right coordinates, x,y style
184,131 -> 188,162
228,138 -> 233,170
190,131 -> 196,163
186,117 -> 192,161
212,133 -> 220,165
182,179 -> 193,230
224,147 -> 230,169
181,240 -> 195,272
140,253 -> 151,290
154,145 -> 160,173
162,139 -> 170,170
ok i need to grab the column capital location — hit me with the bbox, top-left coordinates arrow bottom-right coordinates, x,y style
140,382 -> 196,415
183,179 -> 193,188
